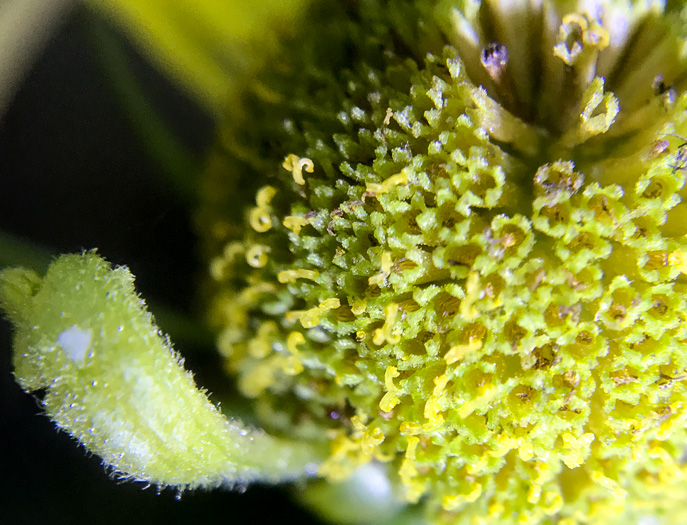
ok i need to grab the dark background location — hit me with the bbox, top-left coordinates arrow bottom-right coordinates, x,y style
0,5 -> 322,524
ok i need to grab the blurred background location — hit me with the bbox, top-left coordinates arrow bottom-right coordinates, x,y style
0,1 -> 323,523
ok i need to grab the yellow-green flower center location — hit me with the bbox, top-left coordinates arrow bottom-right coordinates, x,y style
200,1 -> 687,523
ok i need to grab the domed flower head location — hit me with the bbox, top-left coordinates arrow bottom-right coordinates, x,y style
201,0 -> 687,523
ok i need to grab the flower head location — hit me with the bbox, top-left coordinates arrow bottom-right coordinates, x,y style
202,1 -> 687,523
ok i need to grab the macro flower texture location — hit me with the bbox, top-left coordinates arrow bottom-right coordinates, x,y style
5,0 -> 687,524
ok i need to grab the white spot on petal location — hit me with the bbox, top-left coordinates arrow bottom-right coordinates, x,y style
57,325 -> 92,364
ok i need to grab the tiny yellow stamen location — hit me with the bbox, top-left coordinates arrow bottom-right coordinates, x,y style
249,207 -> 272,232
320,298 -> 340,309
381,252 -> 393,274
277,269 -> 319,283
361,427 -> 385,455
351,298 -> 367,315
383,108 -> 393,126
444,336 -> 483,364
300,298 -> 341,328
284,331 -> 305,375
255,185 -> 277,208
366,169 -> 409,194
245,244 -> 270,268
424,373 -> 449,424
223,241 -> 244,260
442,482 -> 483,510
369,252 -> 393,286
372,302 -> 401,345
287,331 -> 306,355
554,13 -> 609,66
283,215 -> 310,234
458,382 -> 496,419
379,365 -> 400,412
399,436 -> 419,484
285,310 -> 304,323
351,414 -> 367,433
399,421 -> 422,435
399,434 -> 425,503
460,271 -> 480,321
283,154 -> 314,185
489,433 -> 518,458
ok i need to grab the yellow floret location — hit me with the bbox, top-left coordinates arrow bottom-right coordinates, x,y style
365,169 -> 409,194
249,207 -> 273,232
284,331 -> 305,375
351,298 -> 367,315
245,244 -> 270,268
360,427 -> 385,455
460,272 -> 480,321
399,421 -> 422,435
299,298 -> 341,328
458,383 -> 496,419
283,215 -> 310,234
442,482 -> 483,510
489,433 -> 518,458
379,365 -> 400,412
399,436 -> 425,502
277,269 -> 319,283
424,373 -> 449,428
368,252 -> 393,286
256,185 -> 277,208
283,154 -> 314,185
372,302 -> 401,345
444,336 -> 483,364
